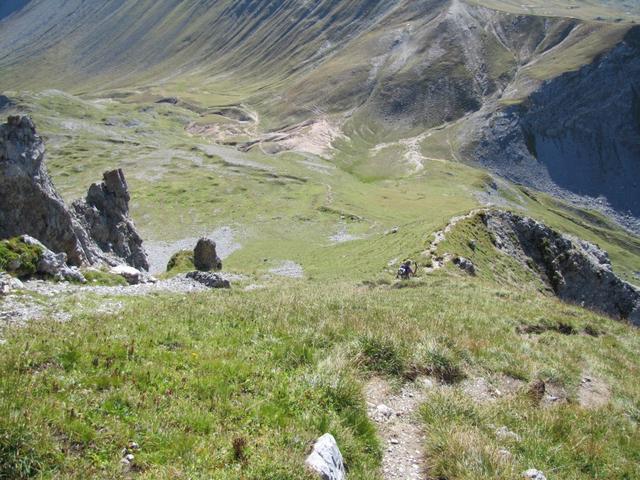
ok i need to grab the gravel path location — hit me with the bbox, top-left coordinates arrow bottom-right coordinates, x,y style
422,209 -> 483,272
366,377 -> 434,480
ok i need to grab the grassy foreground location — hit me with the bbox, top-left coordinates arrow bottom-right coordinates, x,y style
1,273 -> 639,479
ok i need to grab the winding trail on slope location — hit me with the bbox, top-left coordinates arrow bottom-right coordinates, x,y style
422,209 -> 484,271
366,377 -> 435,480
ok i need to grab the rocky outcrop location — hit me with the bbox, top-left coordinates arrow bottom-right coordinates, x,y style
0,95 -> 13,110
73,169 -> 149,271
0,116 -> 148,271
305,434 -> 346,480
0,116 -> 100,266
185,271 -> 230,289
1,235 -> 86,282
482,210 -> 640,324
20,235 -> 86,283
471,28 -> 640,226
193,238 -> 221,272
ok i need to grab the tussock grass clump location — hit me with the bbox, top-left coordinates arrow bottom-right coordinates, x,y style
422,348 -> 466,384
82,269 -> 128,286
0,425 -> 49,480
355,335 -> 407,376
405,341 -> 467,383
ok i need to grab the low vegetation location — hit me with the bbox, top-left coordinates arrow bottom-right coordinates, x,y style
166,250 -> 195,274
0,237 -> 42,278
1,273 -> 638,479
82,270 -> 129,287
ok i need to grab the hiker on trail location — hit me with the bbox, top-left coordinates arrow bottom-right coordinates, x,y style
397,259 -> 416,280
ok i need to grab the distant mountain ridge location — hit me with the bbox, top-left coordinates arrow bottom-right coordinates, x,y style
1,0 -> 638,229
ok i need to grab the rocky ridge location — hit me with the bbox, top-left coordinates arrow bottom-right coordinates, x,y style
482,210 -> 640,324
0,115 -> 148,271
425,209 -> 640,324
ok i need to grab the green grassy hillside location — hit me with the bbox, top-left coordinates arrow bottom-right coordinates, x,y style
1,1 -> 640,479
1,86 -> 640,478
1,275 -> 639,479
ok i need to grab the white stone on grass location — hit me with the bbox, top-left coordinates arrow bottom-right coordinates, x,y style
305,433 -> 345,480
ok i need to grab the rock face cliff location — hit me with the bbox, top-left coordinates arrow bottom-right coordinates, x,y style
0,116 -> 99,265
74,170 -> 149,271
482,210 -> 640,325
471,27 -> 640,220
0,116 -> 148,270
0,0 -> 28,21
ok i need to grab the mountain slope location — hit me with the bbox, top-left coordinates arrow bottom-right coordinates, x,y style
467,27 -> 640,218
0,0 -> 638,232
1,4 -> 640,479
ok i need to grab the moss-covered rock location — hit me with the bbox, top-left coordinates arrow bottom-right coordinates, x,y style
166,249 -> 195,273
0,237 -> 42,278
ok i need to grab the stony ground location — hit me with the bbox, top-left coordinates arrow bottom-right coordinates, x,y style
366,377 -> 433,480
0,274 -> 237,341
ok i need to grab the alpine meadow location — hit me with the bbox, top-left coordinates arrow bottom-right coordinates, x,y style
0,1 -> 639,479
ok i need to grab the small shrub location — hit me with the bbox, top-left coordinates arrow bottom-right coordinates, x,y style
517,319 -> 577,336
583,324 -> 604,337
232,436 -> 247,462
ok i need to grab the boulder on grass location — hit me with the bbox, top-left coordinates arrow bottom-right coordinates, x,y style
305,434 -> 346,480
0,272 -> 23,295
193,238 -> 222,271
453,256 -> 476,275
110,264 -> 156,285
186,271 -> 230,289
